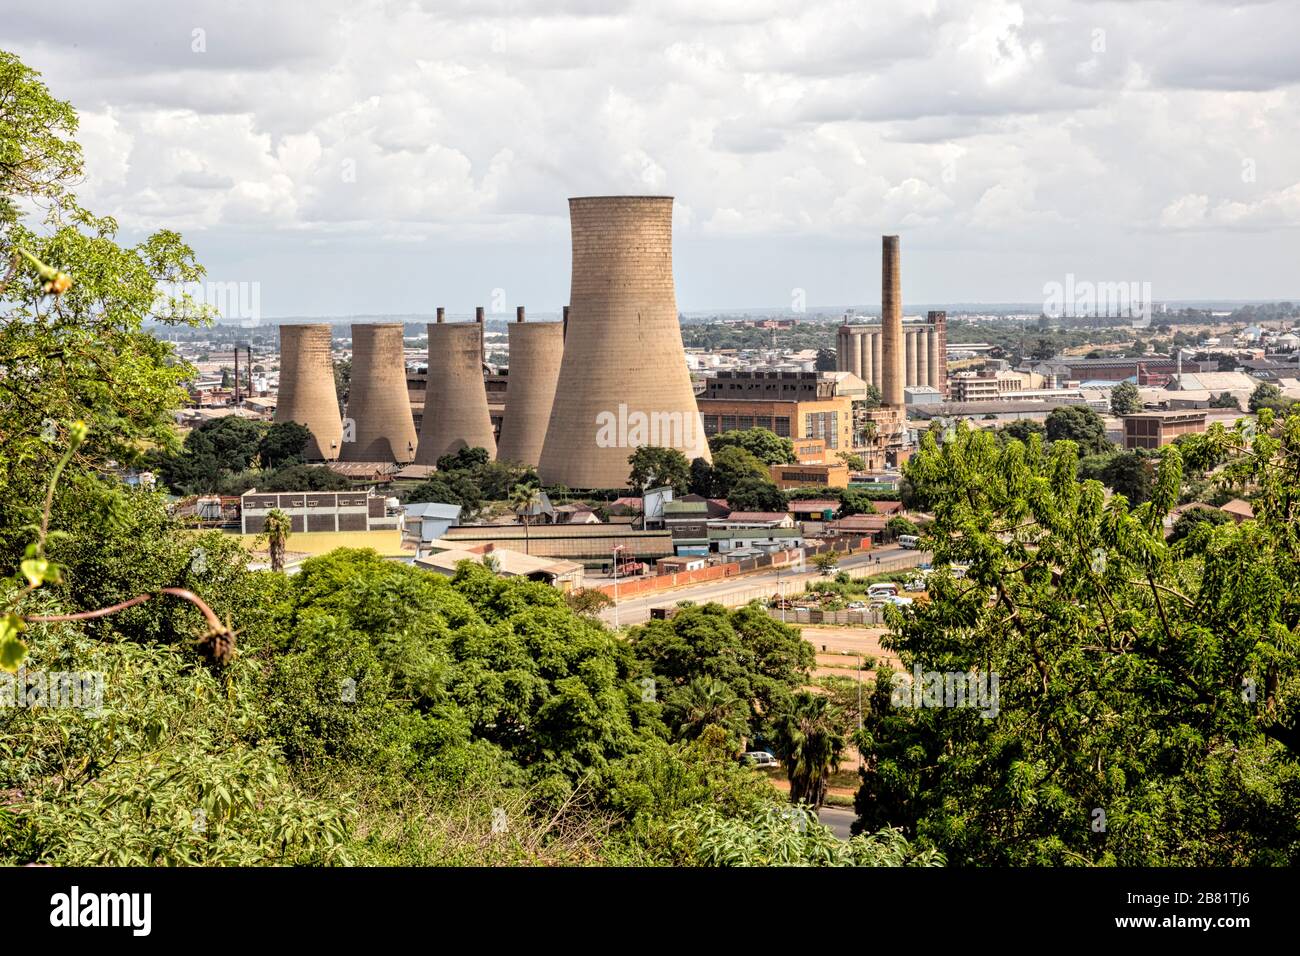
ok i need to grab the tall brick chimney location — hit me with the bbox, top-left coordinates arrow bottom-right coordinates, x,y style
881,236 -> 905,408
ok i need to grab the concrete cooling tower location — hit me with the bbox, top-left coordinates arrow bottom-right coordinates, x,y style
341,323 -> 418,463
275,323 -> 343,460
538,196 -> 710,490
496,306 -> 564,468
413,308 -> 497,464
881,235 -> 906,409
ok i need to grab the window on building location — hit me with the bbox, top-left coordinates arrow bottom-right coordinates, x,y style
775,417 -> 791,437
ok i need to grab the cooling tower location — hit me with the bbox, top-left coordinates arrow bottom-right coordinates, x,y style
497,307 -> 564,467
538,196 -> 709,489
341,323 -> 418,463
881,235 -> 905,408
275,324 -> 343,460
413,308 -> 497,464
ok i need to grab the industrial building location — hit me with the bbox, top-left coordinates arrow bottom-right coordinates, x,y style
1122,410 -> 1208,450
496,307 -> 564,467
538,196 -> 710,489
341,323 -> 419,463
274,323 -> 343,460
414,307 -> 497,464
239,490 -> 399,534
837,309 -> 949,400
697,371 -> 855,452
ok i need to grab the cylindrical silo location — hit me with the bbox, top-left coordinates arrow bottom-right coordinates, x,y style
497,307 -> 564,467
538,196 -> 710,489
341,323 -> 418,463
413,308 -> 497,464
275,323 -> 343,460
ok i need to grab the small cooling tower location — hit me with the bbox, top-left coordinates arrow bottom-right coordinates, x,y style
341,323 -> 418,463
413,307 -> 497,463
275,323 -> 343,460
496,306 -> 564,467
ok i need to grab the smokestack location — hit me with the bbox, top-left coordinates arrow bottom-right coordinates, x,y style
436,307 -> 445,324
275,324 -> 343,460
881,235 -> 905,408
475,306 -> 485,323
516,306 -> 526,323
341,323 -> 418,463
497,319 -> 564,467
414,317 -> 497,464
538,196 -> 709,489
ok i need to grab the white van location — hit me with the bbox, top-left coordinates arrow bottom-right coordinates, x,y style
898,534 -> 920,549
867,582 -> 900,599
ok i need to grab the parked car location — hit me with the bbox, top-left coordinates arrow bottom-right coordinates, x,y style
867,582 -> 900,598
743,751 -> 778,768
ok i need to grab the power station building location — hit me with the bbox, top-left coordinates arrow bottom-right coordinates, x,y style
836,310 -> 949,400
274,323 -> 343,460
538,196 -> 709,489
414,307 -> 497,464
341,323 -> 418,463
496,307 -> 564,467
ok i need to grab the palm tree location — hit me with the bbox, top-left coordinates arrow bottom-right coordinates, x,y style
667,677 -> 749,746
263,508 -> 291,573
770,691 -> 845,808
510,482 -> 544,555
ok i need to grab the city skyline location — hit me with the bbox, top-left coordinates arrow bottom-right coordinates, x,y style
6,0 -> 1299,315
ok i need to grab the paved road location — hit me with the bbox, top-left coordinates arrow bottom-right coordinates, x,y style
600,546 -> 932,627
818,806 -> 857,841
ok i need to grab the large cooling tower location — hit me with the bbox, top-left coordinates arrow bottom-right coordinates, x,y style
497,307 -> 564,467
414,308 -> 497,464
341,323 -> 418,463
275,323 -> 343,460
881,235 -> 905,408
538,196 -> 709,490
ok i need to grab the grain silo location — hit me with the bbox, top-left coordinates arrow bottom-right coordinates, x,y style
413,307 -> 497,464
275,323 -> 343,460
341,323 -> 418,463
496,306 -> 564,467
538,196 -> 709,489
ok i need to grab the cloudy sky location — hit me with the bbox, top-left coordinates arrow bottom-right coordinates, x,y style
6,0 -> 1299,316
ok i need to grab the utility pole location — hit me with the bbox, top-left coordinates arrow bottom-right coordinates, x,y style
612,543 -> 623,629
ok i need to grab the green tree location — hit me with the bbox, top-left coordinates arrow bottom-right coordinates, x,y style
1109,380 -> 1142,416
627,445 -> 691,495
510,482 -> 544,555
1167,505 -> 1231,545
814,348 -> 838,372
709,428 -> 797,465
726,476 -> 788,512
257,421 -> 312,468
1045,404 -> 1111,455
858,418 -> 1300,864
664,677 -> 750,748
688,456 -> 714,497
264,508 -> 292,572
1248,382 -> 1286,414
628,603 -> 813,745
709,445 -> 771,492
769,691 -> 845,808
1210,392 -> 1241,410
1100,450 -> 1154,505
999,419 -> 1045,444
